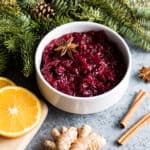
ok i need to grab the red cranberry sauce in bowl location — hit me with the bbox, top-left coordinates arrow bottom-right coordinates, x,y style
41,31 -> 126,97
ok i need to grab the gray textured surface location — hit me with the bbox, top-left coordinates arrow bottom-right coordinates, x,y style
27,42 -> 150,150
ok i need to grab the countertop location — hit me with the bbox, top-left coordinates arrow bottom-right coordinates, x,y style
9,42 -> 150,150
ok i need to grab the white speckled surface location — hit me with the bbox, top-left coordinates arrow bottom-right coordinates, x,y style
27,42 -> 150,150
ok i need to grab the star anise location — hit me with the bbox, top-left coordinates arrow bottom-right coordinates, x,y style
54,38 -> 78,58
139,66 -> 150,83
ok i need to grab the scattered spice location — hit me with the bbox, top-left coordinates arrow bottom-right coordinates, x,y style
139,66 -> 150,83
44,124 -> 106,150
54,37 -> 78,58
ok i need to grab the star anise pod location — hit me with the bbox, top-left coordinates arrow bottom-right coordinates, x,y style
54,38 -> 78,58
139,66 -> 150,83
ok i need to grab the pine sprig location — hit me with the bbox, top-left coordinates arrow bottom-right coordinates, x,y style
20,32 -> 38,76
82,0 -> 150,50
72,4 -> 103,22
50,0 -> 68,15
0,2 -> 39,76
84,0 -> 136,24
50,0 -> 78,16
123,0 -> 150,19
130,7 -> 150,20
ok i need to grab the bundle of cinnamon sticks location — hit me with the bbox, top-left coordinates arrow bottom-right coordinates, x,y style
117,89 -> 150,145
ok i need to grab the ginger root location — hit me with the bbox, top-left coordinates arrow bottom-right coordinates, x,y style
44,124 -> 106,150
44,127 -> 77,150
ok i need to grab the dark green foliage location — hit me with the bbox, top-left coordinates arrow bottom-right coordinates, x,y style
131,7 -> 150,19
0,2 -> 39,77
50,0 -> 78,15
71,4 -> 103,22
81,0 -> 150,50
0,51 -> 9,75
123,0 -> 150,19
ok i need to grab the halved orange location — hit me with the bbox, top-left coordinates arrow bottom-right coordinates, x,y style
0,77 -> 15,88
0,86 -> 41,138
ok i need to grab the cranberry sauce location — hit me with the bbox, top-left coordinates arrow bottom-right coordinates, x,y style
41,31 -> 126,97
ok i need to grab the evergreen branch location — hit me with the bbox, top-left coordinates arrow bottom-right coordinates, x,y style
0,2 -> 40,77
123,0 -> 150,19
119,26 -> 150,51
50,0 -> 79,16
130,7 -> 150,20
83,0 -> 150,47
50,0 -> 68,15
96,11 -> 150,51
101,15 -> 150,51
71,4 -> 103,22
65,0 -> 79,11
20,32 -> 38,77
83,0 -> 136,25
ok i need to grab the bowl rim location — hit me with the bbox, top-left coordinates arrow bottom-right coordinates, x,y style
35,21 -> 132,101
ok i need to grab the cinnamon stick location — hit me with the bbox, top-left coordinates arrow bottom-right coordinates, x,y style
120,90 -> 148,128
117,112 -> 150,145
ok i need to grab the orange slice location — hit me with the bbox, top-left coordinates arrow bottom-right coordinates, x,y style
0,86 -> 41,138
0,77 -> 15,88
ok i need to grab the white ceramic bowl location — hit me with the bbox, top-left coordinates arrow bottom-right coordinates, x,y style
35,21 -> 131,114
